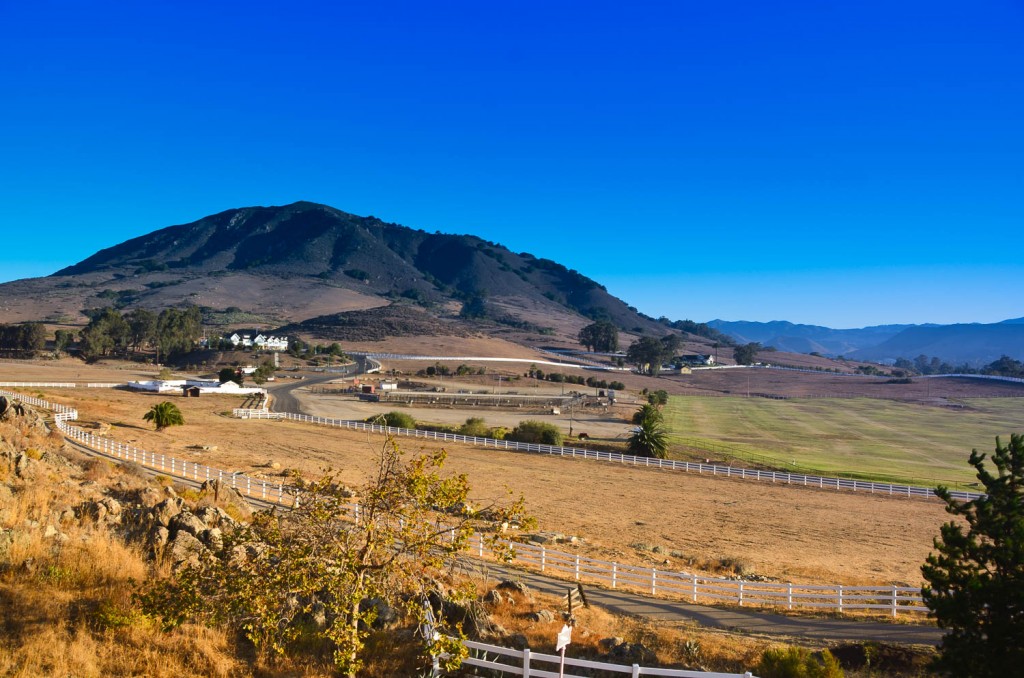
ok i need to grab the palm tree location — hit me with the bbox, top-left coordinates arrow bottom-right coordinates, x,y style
628,404 -> 669,458
143,401 -> 185,431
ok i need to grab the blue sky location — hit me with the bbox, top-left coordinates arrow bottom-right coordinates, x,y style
1,1 -> 1021,328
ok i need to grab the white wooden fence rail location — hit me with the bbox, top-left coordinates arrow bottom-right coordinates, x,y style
459,639 -> 755,677
232,408 -> 983,502
0,389 -> 928,618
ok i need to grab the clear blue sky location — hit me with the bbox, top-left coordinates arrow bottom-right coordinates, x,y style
2,1 -> 1021,328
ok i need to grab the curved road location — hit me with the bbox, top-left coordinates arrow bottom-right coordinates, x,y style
463,559 -> 941,645
268,368 -> 356,414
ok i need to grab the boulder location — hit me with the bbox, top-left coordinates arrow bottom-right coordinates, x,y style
167,530 -> 206,569
152,498 -> 183,527
201,527 -> 224,552
149,526 -> 170,552
169,511 -> 207,538
360,597 -> 399,630
483,589 -> 509,606
527,609 -> 555,623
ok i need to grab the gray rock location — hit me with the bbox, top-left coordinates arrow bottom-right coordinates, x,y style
607,641 -> 656,665
167,530 -> 206,568
169,511 -> 207,538
599,637 -> 624,650
201,527 -> 223,552
527,609 -> 555,623
361,597 -> 398,629
196,506 -> 220,527
152,498 -> 183,527
483,589 -> 508,606
496,580 -> 531,597
149,526 -> 170,551
100,497 -> 122,516
507,633 -> 530,650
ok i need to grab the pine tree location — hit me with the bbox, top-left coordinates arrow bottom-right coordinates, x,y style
921,434 -> 1024,677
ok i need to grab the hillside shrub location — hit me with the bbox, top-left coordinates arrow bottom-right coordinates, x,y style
370,411 -> 416,429
507,420 -> 563,446
756,646 -> 844,678
459,417 -> 489,437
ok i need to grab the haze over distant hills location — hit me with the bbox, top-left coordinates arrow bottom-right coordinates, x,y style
709,318 -> 1024,366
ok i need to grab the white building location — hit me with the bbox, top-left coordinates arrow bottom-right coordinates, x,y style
226,331 -> 288,351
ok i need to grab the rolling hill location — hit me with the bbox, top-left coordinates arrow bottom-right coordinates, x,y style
0,201 -> 667,340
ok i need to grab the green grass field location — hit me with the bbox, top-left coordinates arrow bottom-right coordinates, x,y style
662,396 -> 1024,488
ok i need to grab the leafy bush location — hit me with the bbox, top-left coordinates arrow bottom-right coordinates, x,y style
756,646 -> 844,678
507,420 -> 563,446
459,417 -> 489,437
370,411 -> 416,429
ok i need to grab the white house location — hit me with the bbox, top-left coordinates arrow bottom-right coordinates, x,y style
226,331 -> 288,351
127,379 -> 265,395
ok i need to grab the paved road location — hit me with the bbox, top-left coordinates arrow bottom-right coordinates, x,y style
268,370 -> 353,414
463,559 -> 943,646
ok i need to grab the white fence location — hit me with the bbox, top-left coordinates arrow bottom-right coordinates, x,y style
470,535 -> 926,616
1,389 -> 928,618
1,389 -> 297,506
233,409 -> 982,502
460,639 -> 755,677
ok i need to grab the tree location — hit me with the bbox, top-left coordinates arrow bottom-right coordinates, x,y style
628,404 -> 669,458
125,308 -> 158,355
79,307 -> 130,360
218,367 -> 242,385
733,342 -> 761,366
140,439 -> 532,676
53,329 -> 74,354
921,435 -> 1024,677
143,401 -> 185,431
155,306 -> 202,363
577,321 -> 619,353
626,336 -> 672,376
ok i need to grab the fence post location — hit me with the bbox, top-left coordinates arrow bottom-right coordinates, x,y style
540,546 -> 546,573
523,648 -> 531,677
651,568 -> 657,595
692,576 -> 698,602
891,585 -> 898,617
787,583 -> 793,610
738,581 -> 744,606
838,585 -> 843,613
612,563 -> 617,589
575,555 -> 580,581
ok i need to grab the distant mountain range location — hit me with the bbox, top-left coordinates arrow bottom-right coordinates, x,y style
0,201 -> 666,338
709,318 -> 1024,366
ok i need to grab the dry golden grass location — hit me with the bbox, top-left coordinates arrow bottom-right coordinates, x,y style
27,383 -> 954,587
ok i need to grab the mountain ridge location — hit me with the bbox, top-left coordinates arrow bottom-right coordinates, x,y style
3,201 -> 668,338
709,318 -> 1024,365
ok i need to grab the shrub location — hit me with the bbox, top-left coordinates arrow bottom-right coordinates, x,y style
459,417 -> 489,437
370,411 -> 416,430
507,420 -> 563,446
756,646 -> 844,678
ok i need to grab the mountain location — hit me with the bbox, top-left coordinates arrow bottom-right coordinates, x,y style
710,318 -> 1024,366
0,202 -> 666,338
706,319 -> 916,356
849,323 -> 1024,366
